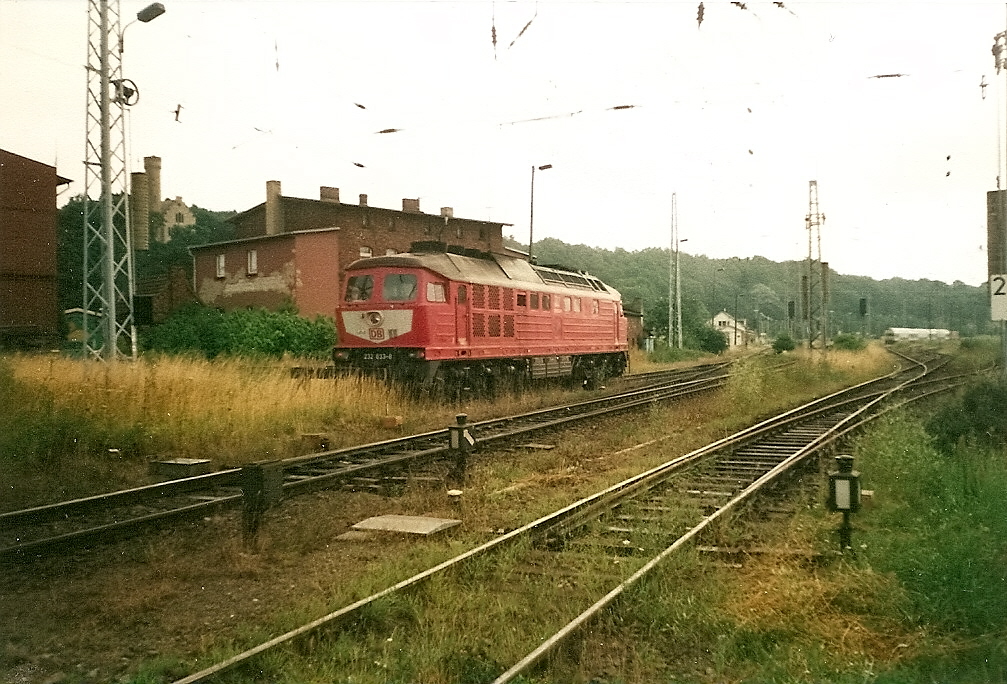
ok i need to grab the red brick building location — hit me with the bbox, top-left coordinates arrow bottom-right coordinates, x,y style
191,181 -> 512,319
0,149 -> 70,347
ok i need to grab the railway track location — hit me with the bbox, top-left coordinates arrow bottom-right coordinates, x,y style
0,362 -> 731,561
166,349 -> 972,684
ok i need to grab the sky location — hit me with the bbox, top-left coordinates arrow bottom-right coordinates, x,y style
2,0 -> 1007,286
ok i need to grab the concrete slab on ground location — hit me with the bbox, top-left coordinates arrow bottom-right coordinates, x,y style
351,514 -> 461,536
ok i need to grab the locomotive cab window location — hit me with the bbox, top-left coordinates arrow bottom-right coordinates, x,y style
457,285 -> 467,304
530,293 -> 539,309
542,294 -> 551,310
516,293 -> 527,307
572,297 -> 581,313
345,275 -> 374,301
592,299 -> 599,315
427,282 -> 447,303
383,273 -> 418,301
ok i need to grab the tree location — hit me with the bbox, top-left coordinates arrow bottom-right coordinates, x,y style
55,195 -> 87,311
772,334 -> 796,354
134,206 -> 235,279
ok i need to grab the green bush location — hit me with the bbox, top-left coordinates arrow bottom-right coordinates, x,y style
926,382 -> 1007,452
771,334 -> 796,354
859,414 -> 1007,636
647,338 -> 709,364
831,333 -> 866,351
144,305 -> 336,359
693,326 -> 728,354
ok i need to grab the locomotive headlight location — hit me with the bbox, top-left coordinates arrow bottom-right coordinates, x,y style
366,311 -> 383,327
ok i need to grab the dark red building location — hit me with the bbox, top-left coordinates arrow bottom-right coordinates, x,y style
0,149 -> 71,347
190,181 -> 513,319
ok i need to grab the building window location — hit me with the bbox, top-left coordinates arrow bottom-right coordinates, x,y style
215,254 -> 226,278
359,246 -> 373,258
175,212 -> 184,223
247,249 -> 258,275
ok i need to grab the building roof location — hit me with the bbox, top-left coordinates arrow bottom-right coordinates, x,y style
228,194 -> 510,228
0,148 -> 72,185
188,226 -> 340,252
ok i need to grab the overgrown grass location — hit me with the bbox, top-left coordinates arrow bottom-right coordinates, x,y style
556,405 -> 1007,683
0,344 -> 893,512
5,341 -> 915,683
0,353 -> 578,510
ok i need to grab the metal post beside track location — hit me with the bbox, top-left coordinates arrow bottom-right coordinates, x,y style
241,461 -> 284,550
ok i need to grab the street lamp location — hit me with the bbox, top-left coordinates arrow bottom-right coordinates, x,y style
121,2 -> 166,53
528,164 -> 552,263
137,2 -> 165,22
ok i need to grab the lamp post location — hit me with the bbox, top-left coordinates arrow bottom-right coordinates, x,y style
83,1 -> 165,361
121,2 -> 165,53
675,237 -> 688,349
528,164 -> 552,263
734,292 -> 745,348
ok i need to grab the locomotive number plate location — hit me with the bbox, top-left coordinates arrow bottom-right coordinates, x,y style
362,352 -> 394,361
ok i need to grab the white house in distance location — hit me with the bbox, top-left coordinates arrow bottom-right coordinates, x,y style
713,310 -> 751,348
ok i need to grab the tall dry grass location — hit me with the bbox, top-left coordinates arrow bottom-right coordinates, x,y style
2,344 -> 893,510
1,354 -> 578,507
7,354 -> 539,462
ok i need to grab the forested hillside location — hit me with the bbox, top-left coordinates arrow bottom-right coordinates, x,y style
512,236 -> 992,341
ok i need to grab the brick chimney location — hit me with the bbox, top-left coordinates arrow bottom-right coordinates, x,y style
440,207 -> 453,218
265,180 -> 284,235
130,171 -> 149,251
143,156 -> 161,209
320,186 -> 340,203
402,198 -> 420,213
359,194 -> 368,207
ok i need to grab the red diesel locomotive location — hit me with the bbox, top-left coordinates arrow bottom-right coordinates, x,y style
333,242 -> 629,391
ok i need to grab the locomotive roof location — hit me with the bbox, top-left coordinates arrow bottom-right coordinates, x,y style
346,250 -> 616,296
